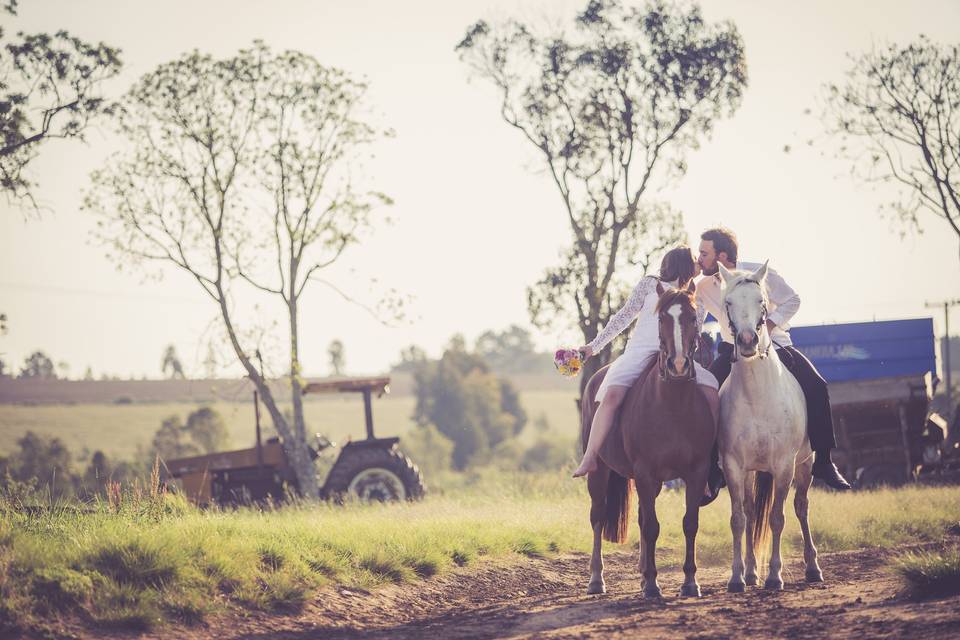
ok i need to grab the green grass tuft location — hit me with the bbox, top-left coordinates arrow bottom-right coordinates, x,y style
258,545 -> 287,572
30,567 -> 93,611
450,548 -> 473,567
87,537 -> 179,589
359,551 -> 414,584
894,547 -> 960,598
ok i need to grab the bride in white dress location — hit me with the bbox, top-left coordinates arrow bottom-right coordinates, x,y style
572,246 -> 719,478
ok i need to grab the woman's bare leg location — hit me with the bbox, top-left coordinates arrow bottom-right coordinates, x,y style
573,386 -> 628,477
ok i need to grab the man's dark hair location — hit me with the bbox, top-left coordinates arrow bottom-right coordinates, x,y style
701,227 -> 738,264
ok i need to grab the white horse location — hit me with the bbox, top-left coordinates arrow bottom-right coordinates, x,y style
717,261 -> 823,591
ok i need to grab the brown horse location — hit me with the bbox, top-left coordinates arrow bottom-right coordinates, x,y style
582,281 -> 717,598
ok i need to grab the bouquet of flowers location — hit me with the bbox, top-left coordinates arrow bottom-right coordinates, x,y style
554,348 -> 584,377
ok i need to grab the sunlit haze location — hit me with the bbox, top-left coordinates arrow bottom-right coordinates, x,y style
2,0 -> 959,379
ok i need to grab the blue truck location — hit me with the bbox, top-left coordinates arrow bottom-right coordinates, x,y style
790,318 -> 949,487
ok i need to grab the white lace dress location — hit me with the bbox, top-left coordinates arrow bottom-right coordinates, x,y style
588,276 -> 718,403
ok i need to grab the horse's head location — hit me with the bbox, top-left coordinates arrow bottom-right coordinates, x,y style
655,280 -> 699,382
718,261 -> 771,361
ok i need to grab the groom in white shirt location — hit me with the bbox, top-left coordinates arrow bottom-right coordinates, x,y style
696,227 -> 851,492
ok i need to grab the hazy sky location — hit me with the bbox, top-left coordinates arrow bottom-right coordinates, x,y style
2,0 -> 959,379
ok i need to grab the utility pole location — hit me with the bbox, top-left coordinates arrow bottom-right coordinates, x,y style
926,299 -> 960,424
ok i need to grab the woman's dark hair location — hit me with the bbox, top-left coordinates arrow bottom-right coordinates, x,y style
659,246 -> 697,288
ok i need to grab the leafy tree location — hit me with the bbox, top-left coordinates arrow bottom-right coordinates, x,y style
161,345 -> 185,379
18,350 -> 56,379
80,450 -> 140,496
1,431 -> 75,498
327,339 -> 345,376
474,325 -> 545,373
400,424 -> 455,478
151,416 -> 199,461
822,36 -> 960,261
86,43 -> 395,498
412,338 -> 526,469
392,344 -> 427,373
456,0 -> 747,400
184,406 -> 229,454
0,0 -> 122,210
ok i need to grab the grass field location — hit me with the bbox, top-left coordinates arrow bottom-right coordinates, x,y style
2,474 -> 959,634
0,390 -> 580,461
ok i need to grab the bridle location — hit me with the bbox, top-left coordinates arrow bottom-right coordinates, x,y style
724,278 -> 772,363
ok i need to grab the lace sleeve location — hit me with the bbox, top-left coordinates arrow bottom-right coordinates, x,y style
696,297 -> 706,332
588,276 -> 657,353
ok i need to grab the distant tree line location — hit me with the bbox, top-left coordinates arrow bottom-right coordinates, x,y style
0,406 -> 230,501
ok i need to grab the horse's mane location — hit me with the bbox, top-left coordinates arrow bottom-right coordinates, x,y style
655,287 -> 696,314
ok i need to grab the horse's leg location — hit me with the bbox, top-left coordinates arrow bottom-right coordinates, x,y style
679,467 -> 707,597
742,470 -> 759,587
635,474 -> 662,599
794,453 -> 823,583
725,459 -> 747,593
764,466 -> 795,590
586,466 -> 610,594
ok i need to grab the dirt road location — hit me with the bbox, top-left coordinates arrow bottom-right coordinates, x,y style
139,538 -> 955,640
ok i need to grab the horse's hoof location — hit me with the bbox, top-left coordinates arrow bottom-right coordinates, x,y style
643,585 -> 663,599
805,569 -> 824,583
744,574 -> 758,587
679,584 -> 701,598
764,578 -> 784,591
587,581 -> 606,595
727,581 -> 745,593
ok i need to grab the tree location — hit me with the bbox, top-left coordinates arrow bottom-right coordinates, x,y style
203,341 -> 218,379
151,416 -> 199,461
82,366 -> 94,381
86,43 -> 394,498
0,1 -> 122,210
456,0 -> 747,400
184,406 -> 229,453
822,37 -> 960,261
392,344 -> 427,373
474,324 -> 543,373
412,338 -> 526,469
161,345 -> 185,379
327,339 -> 345,376
3,431 -> 75,498
18,350 -> 56,379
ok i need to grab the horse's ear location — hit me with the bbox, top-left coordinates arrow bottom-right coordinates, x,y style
656,281 -> 665,296
752,260 -> 769,283
685,279 -> 696,294
717,262 -> 734,285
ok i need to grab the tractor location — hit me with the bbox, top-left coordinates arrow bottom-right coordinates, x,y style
162,376 -> 425,505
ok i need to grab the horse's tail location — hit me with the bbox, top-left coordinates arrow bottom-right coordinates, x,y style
603,471 -> 633,543
751,471 -> 774,558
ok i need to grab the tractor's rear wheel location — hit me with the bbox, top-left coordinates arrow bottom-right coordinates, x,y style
325,446 -> 425,502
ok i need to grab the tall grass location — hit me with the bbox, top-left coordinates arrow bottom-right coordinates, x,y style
894,547 -> 960,598
1,473 -> 959,635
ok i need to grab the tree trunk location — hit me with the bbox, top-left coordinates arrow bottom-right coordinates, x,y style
289,296 -> 307,445
218,293 -> 320,499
